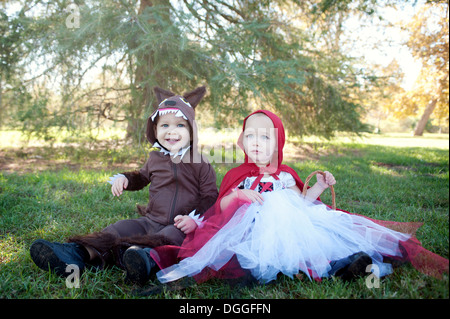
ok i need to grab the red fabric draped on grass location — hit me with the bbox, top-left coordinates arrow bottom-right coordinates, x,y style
151,194 -> 449,282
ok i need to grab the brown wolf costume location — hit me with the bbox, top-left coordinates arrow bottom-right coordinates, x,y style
67,86 -> 218,269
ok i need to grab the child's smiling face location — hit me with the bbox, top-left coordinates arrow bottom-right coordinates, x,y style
155,112 -> 191,153
242,114 -> 277,167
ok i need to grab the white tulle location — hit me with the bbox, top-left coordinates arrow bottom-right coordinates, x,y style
157,189 -> 411,283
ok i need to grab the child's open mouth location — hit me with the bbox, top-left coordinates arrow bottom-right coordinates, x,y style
165,138 -> 180,145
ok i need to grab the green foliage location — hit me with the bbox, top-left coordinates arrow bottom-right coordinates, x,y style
1,0 -> 384,141
0,11 -> 22,81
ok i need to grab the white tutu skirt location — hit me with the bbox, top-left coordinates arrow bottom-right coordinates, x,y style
157,189 -> 411,283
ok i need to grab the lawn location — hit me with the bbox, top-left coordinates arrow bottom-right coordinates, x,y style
0,130 -> 448,300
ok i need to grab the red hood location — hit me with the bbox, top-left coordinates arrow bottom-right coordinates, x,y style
219,110 -> 304,200
237,109 -> 285,171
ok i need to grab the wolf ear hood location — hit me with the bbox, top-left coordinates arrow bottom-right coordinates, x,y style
146,86 -> 206,145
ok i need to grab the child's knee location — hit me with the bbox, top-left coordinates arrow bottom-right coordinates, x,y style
158,225 -> 186,246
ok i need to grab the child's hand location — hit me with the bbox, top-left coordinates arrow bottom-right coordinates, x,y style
238,189 -> 264,205
220,188 -> 264,211
174,215 -> 198,234
316,171 -> 336,189
111,176 -> 128,197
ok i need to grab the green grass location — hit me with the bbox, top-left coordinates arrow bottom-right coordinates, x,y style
0,131 -> 448,299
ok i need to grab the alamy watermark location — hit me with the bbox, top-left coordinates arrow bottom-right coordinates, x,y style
65,3 -> 80,29
365,264 -> 381,289
65,264 -> 80,289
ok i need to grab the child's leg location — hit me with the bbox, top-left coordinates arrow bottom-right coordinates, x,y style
68,216 -> 160,268
122,224 -> 185,284
101,216 -> 156,238
156,224 -> 186,246
30,239 -> 89,277
327,252 -> 373,281
30,216 -> 180,280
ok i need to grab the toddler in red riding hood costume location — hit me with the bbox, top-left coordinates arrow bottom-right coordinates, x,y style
151,110 -> 448,285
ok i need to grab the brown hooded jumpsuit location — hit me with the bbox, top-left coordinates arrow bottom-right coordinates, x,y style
69,86 -> 218,268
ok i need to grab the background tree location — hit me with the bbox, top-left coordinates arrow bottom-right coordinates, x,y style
0,5 -> 31,128
361,60 -> 406,133
402,0 -> 448,136
2,0 -> 414,142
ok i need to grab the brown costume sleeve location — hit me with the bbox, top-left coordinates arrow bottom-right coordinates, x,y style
121,154 -> 152,191
195,160 -> 219,215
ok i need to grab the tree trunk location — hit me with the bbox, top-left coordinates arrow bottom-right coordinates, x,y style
413,72 -> 448,136
126,0 -> 168,142
413,98 -> 437,136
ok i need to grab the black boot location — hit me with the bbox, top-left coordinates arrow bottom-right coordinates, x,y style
123,246 -> 157,285
328,252 -> 373,281
30,239 -> 89,277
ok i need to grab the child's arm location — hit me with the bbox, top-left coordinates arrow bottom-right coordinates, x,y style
110,155 -> 153,196
174,162 -> 218,235
110,170 -> 150,196
220,188 -> 264,211
195,163 -> 219,216
290,171 -> 336,201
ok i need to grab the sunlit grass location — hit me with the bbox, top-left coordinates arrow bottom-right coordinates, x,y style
0,128 -> 127,148
292,132 -> 449,150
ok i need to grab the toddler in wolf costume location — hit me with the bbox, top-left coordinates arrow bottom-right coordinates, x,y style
30,86 -> 218,284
